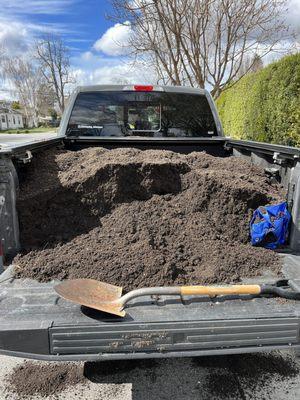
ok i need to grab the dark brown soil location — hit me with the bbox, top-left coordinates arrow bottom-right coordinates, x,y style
14,147 -> 284,290
6,362 -> 86,398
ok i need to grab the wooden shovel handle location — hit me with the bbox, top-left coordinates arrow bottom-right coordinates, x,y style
181,284 -> 261,296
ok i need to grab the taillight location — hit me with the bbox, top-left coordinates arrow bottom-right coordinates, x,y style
123,85 -> 164,92
134,85 -> 153,91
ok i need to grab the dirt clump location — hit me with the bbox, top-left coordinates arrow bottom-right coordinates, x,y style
6,361 -> 86,398
14,147 -> 284,290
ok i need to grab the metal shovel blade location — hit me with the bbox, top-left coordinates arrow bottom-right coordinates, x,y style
55,279 -> 126,317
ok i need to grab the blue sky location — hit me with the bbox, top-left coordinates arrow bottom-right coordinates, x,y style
0,0 -> 299,96
0,0 -> 153,92
0,0 -> 114,53
25,0 -> 115,54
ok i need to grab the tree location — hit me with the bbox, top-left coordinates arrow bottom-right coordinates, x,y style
111,0 -> 290,97
251,54 -> 264,74
50,109 -> 58,121
0,44 -> 5,63
236,53 -> 264,79
2,57 -> 43,127
0,45 -> 6,86
36,35 -> 75,114
36,82 -> 56,118
11,101 -> 21,110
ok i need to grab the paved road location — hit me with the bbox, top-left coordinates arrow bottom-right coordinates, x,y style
0,132 -> 58,146
0,351 -> 299,399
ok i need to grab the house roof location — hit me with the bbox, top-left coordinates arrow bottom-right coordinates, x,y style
0,106 -> 23,115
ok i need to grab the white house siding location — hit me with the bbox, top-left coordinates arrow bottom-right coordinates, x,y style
0,112 -> 24,130
0,114 -> 8,130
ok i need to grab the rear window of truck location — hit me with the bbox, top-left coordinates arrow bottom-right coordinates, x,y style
67,91 -> 218,138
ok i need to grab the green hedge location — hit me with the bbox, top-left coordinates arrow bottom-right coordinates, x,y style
216,53 -> 300,146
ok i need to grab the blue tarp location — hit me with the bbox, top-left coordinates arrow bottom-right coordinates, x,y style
250,202 -> 291,249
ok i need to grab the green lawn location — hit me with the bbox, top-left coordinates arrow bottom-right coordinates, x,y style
0,127 -> 57,134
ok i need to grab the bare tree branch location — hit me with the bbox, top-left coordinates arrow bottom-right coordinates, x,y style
111,0 -> 291,97
35,35 -> 75,113
2,57 -> 44,127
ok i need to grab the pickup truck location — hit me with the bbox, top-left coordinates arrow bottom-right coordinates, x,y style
1,84 -> 300,362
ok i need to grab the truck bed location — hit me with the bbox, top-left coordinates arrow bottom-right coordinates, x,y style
2,85 -> 300,361
1,253 -> 300,361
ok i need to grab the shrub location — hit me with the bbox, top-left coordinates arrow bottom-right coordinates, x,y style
216,53 -> 300,146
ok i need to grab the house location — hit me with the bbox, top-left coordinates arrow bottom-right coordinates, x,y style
0,106 -> 24,130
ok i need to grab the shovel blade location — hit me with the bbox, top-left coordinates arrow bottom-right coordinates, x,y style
54,279 -> 125,317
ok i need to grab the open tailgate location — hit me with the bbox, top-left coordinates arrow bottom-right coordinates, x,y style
1,255 -> 300,361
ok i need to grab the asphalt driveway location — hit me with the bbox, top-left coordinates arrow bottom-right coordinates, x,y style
0,351 -> 299,399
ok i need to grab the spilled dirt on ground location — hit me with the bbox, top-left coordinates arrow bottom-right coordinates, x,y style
14,147 -> 284,290
5,352 -> 299,399
5,361 -> 86,398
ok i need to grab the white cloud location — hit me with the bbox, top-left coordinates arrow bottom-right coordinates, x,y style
73,57 -> 157,86
0,21 -> 29,55
72,48 -> 157,86
81,51 -> 94,61
286,0 -> 300,37
1,0 -> 299,102
0,0 -> 78,54
0,2 -> 78,56
0,80 -> 18,101
93,22 -> 132,56
0,0 -> 78,15
74,0 -> 300,90
0,1 -> 79,99
0,18 -> 68,57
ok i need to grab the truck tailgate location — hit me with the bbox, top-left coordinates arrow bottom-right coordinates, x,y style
1,254 -> 300,361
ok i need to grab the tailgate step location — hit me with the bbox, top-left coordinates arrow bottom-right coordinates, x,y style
50,317 -> 299,355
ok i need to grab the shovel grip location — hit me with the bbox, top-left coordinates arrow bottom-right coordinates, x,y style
181,285 -> 261,296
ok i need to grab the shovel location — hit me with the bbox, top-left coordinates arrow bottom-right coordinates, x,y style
54,278 -> 300,317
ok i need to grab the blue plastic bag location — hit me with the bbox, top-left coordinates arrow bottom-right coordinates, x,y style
250,202 -> 291,249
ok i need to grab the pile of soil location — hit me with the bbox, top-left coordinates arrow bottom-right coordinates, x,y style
6,362 -> 86,398
14,147 -> 284,290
